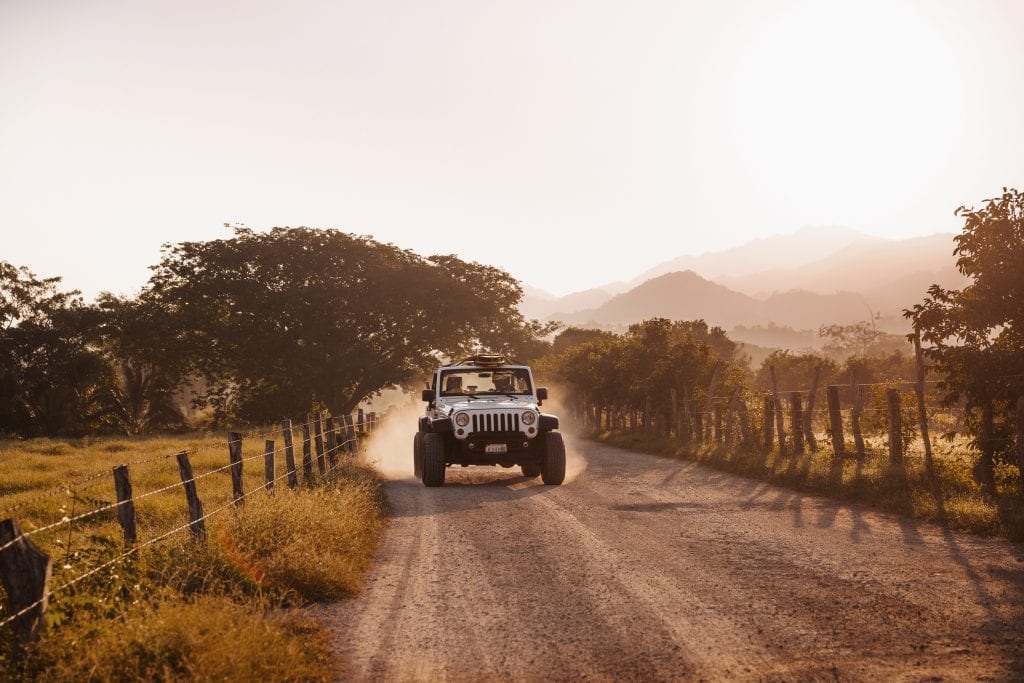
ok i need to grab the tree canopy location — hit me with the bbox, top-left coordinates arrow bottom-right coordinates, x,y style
906,188 -> 1024,490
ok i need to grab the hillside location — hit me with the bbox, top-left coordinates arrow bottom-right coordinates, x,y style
526,230 -> 963,326
554,270 -> 910,331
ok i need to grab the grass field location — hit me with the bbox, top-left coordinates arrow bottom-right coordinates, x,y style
596,430 -> 1024,542
0,429 -> 386,681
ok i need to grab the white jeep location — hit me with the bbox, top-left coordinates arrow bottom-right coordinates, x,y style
413,354 -> 565,487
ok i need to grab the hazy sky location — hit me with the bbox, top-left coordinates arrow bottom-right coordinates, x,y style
2,0 -> 1022,298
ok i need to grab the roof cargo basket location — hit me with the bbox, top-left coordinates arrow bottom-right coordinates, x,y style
458,353 -> 510,366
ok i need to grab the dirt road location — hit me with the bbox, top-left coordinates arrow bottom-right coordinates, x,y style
319,435 -> 1024,681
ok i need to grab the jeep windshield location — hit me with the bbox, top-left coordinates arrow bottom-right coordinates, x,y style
439,368 -> 533,397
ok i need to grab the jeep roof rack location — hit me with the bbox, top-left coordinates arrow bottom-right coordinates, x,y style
457,353 -> 511,367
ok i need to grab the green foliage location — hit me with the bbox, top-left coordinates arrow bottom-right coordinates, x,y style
905,187 -> 1024,490
751,350 -> 837,393
146,226 -> 553,423
0,262 -> 112,437
543,318 -> 743,422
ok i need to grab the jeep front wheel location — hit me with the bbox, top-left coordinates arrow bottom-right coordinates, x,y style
421,432 -> 446,487
540,432 -> 566,485
413,432 -> 425,479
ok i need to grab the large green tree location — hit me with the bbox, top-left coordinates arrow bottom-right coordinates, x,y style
146,226 -> 552,422
906,188 -> 1024,492
0,263 -> 111,436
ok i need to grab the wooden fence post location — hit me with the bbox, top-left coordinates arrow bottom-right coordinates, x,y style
713,402 -> 724,444
325,417 -> 339,469
704,364 -> 721,442
644,396 -> 651,433
738,397 -> 752,446
0,518 -> 52,649
313,414 -> 327,475
282,419 -> 298,489
670,388 -> 679,439
790,393 -> 804,454
724,388 -> 739,445
176,451 -> 206,539
112,464 -> 137,544
763,394 -> 774,451
886,389 -> 903,464
681,385 -> 692,447
344,414 -> 357,454
769,366 -> 787,454
357,408 -> 365,432
826,385 -> 845,458
264,440 -> 276,491
850,373 -> 866,458
913,330 -> 934,471
368,412 -> 376,432
301,422 -> 314,483
1016,396 -> 1024,492
228,432 -> 244,506
804,365 -> 822,452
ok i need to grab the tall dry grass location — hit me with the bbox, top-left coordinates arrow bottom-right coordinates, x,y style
0,430 -> 386,681
597,430 -> 1024,541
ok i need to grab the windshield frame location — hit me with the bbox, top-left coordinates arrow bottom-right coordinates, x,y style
438,367 -> 534,397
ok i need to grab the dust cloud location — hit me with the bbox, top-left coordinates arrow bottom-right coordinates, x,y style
543,385 -> 588,483
360,398 -> 421,479
359,387 -> 588,483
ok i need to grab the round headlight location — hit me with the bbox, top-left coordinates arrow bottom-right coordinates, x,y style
454,412 -> 470,427
521,411 -> 536,425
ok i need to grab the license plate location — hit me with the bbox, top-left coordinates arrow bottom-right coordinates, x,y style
485,444 -> 508,454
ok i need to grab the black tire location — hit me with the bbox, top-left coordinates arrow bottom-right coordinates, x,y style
521,463 -> 541,478
540,432 -> 566,486
413,432 -> 424,479
421,433 -> 446,487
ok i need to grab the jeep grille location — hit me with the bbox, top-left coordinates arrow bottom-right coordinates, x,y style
471,411 -> 521,433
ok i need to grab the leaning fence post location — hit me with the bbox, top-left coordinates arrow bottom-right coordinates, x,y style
112,464 -> 137,544
827,385 -> 845,458
763,394 -> 774,451
790,392 -> 804,455
301,422 -> 314,483
913,330 -> 934,471
228,432 -> 244,506
176,451 -> 206,539
887,388 -> 903,465
325,417 -> 339,469
282,419 -> 298,489
313,414 -> 327,475
0,518 -> 52,650
264,440 -> 276,491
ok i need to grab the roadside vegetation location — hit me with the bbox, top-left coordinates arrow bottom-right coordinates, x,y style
541,187 -> 1024,541
0,432 -> 386,681
596,430 -> 1024,541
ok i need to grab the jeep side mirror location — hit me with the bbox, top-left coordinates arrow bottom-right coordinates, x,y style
536,387 -> 548,402
422,389 -> 435,402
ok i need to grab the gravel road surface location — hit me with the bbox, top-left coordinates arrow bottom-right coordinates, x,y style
319,435 -> 1024,681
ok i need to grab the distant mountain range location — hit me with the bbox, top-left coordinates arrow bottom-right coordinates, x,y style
521,229 -> 966,338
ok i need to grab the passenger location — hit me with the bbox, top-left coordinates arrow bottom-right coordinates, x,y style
444,376 -> 464,395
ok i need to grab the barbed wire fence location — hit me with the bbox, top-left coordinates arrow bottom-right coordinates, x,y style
570,355 -> 1024,470
0,408 -> 380,652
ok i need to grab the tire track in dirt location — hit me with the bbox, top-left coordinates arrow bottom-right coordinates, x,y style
319,435 -> 1024,681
